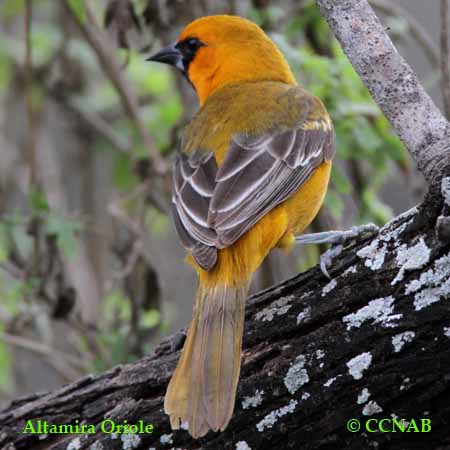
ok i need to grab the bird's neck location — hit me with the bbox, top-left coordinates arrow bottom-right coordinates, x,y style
190,54 -> 297,105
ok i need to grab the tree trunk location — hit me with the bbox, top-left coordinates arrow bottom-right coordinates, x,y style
1,198 -> 450,450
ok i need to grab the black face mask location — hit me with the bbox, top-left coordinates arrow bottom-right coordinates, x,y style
147,37 -> 205,76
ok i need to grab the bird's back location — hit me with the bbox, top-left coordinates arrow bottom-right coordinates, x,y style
182,81 -> 323,164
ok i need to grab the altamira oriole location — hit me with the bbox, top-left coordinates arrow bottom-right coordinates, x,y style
148,15 -> 335,438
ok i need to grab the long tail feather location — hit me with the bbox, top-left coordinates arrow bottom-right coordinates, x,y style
164,283 -> 248,438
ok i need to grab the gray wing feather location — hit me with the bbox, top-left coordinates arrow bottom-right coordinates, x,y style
172,150 -> 219,270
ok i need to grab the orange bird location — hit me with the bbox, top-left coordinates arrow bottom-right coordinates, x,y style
149,15 -> 336,438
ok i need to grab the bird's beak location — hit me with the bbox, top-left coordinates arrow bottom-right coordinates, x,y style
147,43 -> 184,71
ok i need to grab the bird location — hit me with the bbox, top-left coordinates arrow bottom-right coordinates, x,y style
148,14 -> 337,438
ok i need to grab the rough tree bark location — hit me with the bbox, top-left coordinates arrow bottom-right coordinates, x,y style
316,0 -> 450,188
1,1 -> 450,449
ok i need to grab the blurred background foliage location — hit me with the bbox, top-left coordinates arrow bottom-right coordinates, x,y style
0,0 -> 437,402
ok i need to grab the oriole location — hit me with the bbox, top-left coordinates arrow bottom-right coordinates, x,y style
148,15 -> 335,438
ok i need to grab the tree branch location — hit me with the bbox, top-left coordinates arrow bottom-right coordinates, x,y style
2,3 -> 450,450
24,0 -> 42,281
369,0 -> 440,69
62,0 -> 169,176
316,0 -> 450,188
441,0 -> 450,120
1,205 -> 450,449
24,0 -> 38,189
0,332 -> 89,372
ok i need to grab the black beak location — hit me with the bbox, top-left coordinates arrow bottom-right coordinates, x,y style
147,43 -> 183,70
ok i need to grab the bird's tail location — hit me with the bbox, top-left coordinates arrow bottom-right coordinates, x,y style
164,280 -> 248,438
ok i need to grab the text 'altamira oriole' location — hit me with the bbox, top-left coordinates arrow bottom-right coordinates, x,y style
148,15 -> 335,438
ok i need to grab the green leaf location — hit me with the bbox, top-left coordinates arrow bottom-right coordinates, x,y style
113,153 -> 138,191
140,309 -> 161,329
0,46 -> 12,92
0,0 -> 25,17
361,189 -> 393,225
159,97 -> 183,129
0,224 -> 10,263
247,7 -> 266,26
128,53 -> 172,95
103,289 -> 131,323
351,116 -> 383,155
29,189 -> 50,214
0,339 -> 12,393
109,334 -> 129,364
45,214 -> 83,258
331,165 -> 352,195
67,0 -> 86,22
11,226 -> 33,260
1,278 -> 34,314
145,207 -> 170,237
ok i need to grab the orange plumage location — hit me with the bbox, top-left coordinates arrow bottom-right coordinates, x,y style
148,15 -> 335,438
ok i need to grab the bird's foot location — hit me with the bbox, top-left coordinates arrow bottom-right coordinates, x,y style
295,223 -> 379,278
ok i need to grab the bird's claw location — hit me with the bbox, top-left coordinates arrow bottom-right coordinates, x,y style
319,244 -> 343,279
318,223 -> 379,279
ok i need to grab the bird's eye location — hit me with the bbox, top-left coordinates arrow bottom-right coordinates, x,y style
179,37 -> 203,54
187,39 -> 200,50
174,37 -> 205,74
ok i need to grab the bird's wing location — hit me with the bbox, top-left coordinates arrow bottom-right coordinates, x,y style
172,149 -> 220,270
172,98 -> 335,271
209,117 -> 335,247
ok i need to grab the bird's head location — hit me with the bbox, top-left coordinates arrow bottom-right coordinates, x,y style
148,15 -> 296,105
